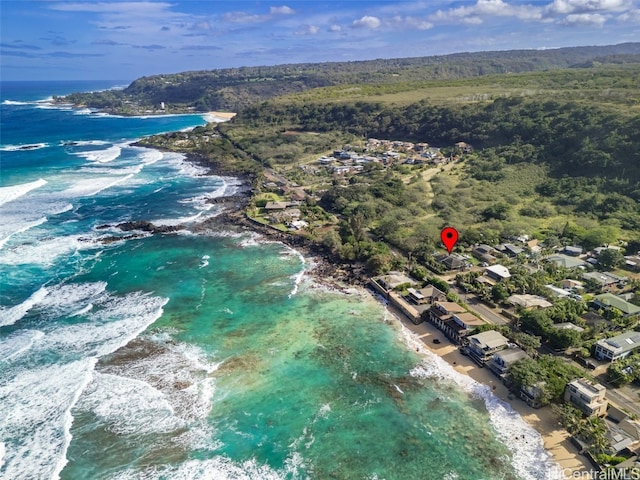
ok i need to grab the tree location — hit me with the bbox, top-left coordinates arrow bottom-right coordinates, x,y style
597,249 -> 624,270
511,332 -> 541,356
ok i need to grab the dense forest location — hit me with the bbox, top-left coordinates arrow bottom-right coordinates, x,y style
59,43 -> 640,113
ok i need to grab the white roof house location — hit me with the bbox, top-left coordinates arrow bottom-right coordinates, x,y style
485,264 -> 511,281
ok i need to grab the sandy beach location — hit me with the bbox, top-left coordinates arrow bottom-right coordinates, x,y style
206,111 -> 237,120
383,301 -> 591,477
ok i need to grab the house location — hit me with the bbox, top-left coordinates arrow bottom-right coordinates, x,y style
370,272 -> 416,298
583,271 -> 627,289
264,201 -> 289,210
554,322 -> 585,333
465,330 -> 509,366
595,331 -> 640,362
488,347 -> 529,379
485,264 -> 511,282
441,311 -> 487,345
561,279 -> 584,291
472,244 -> 499,264
604,408 -> 640,455
593,293 -> 640,317
454,141 -> 472,153
520,381 -> 547,408
407,285 -> 447,305
496,243 -> 524,257
428,301 -> 467,337
545,254 -> 587,269
545,284 -> 571,299
508,294 -> 553,310
564,378 -> 607,417
436,253 -> 467,271
564,246 -> 584,256
623,255 -> 640,272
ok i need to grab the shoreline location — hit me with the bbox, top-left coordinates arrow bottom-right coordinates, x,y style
149,146 -> 590,478
383,301 -> 591,478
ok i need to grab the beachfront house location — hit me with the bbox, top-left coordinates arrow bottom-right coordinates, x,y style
520,381 -> 547,408
370,273 -> 416,299
428,302 -> 466,338
441,311 -> 487,345
407,285 -> 447,305
563,378 -> 607,417
488,347 -> 529,381
465,330 -> 509,366
595,331 -> 640,362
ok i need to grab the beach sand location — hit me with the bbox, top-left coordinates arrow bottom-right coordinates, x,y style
384,302 -> 591,477
206,111 -> 237,120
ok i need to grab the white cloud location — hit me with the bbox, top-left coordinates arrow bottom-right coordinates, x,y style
430,0 -> 542,23
223,11 -> 264,23
545,0 -> 630,15
561,12 -> 608,24
294,25 -> 320,35
618,8 -> 640,22
352,15 -> 381,29
50,2 -> 173,13
390,15 -> 434,30
328,24 -> 342,32
270,5 -> 295,15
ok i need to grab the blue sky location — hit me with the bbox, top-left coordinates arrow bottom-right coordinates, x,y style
1,0 -> 639,80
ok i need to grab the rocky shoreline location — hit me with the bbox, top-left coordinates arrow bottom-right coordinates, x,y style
99,146 -> 369,291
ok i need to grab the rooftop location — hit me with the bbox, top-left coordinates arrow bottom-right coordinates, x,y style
545,254 -> 586,269
508,294 -> 553,309
468,330 -> 509,350
486,264 -> 511,279
594,293 -> 640,316
598,331 -> 640,355
494,347 -> 529,364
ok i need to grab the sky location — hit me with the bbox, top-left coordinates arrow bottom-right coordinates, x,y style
1,0 -> 639,81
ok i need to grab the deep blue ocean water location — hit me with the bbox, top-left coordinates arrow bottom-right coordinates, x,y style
0,81 -> 559,480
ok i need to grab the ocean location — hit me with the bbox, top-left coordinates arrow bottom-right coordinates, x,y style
0,81 -> 559,480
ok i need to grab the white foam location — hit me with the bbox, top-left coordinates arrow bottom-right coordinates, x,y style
70,304 -> 93,317
285,246 -> 307,298
61,140 -> 109,146
61,174 -> 134,197
0,285 -> 169,479
402,325 -> 558,480
0,233 -> 101,266
199,255 -> 210,268
111,456 -> 287,480
0,286 -> 49,327
0,143 -> 48,152
0,358 -> 97,480
2,100 -> 32,105
73,145 -> 122,163
73,108 -> 93,115
0,330 -> 45,361
0,179 -> 47,207
0,216 -> 48,250
78,372 -> 183,435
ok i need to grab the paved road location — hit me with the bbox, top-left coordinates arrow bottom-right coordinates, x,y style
451,286 -> 510,325
596,376 -> 640,418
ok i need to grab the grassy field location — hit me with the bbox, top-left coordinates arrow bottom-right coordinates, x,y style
275,65 -> 640,112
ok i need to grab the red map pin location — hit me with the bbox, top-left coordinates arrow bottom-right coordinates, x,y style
440,227 -> 459,254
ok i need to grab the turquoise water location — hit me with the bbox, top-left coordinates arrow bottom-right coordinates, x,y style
1,82 -> 557,480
